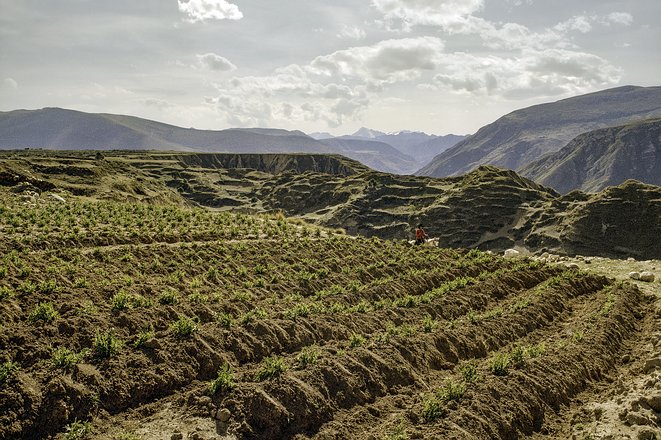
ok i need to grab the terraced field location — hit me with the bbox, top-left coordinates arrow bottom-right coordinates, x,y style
0,190 -> 657,440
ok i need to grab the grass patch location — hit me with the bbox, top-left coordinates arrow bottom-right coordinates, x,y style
348,333 -> 366,348
295,346 -> 319,369
489,353 -> 510,376
93,329 -> 123,359
52,347 -> 88,370
255,356 -> 287,381
170,315 -> 198,337
28,301 -> 59,323
0,360 -> 19,386
131,327 -> 155,348
64,419 -> 93,440
209,363 -> 235,395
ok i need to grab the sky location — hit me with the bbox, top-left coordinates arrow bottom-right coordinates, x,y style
0,0 -> 659,136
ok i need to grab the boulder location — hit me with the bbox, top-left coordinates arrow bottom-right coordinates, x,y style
629,272 -> 641,280
639,272 -> 655,282
504,249 -> 520,258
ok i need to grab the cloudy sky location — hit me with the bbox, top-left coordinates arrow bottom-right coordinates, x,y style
1,0 -> 659,135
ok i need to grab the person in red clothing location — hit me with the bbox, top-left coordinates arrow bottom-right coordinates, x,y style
415,223 -> 428,245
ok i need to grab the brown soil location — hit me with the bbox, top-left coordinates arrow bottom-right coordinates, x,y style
0,168 -> 659,440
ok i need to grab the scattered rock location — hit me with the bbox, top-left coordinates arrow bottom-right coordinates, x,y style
629,272 -> 641,280
48,193 -> 66,203
644,393 -> 661,412
143,338 -> 162,350
214,408 -> 231,422
644,358 -> 661,373
171,433 -> 183,440
639,272 -> 655,282
628,257 -> 636,262
626,411 -> 653,426
638,429 -> 659,440
504,249 -> 520,258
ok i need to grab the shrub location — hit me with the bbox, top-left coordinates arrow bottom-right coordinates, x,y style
296,346 -> 319,369
170,316 -> 197,337
0,360 -> 19,385
131,328 -> 155,348
421,395 -> 444,422
384,419 -> 409,440
489,353 -> 510,376
52,347 -> 87,370
437,379 -> 465,403
510,346 -> 526,367
284,304 -> 311,320
28,302 -> 59,323
18,280 -> 36,295
215,312 -> 234,328
525,343 -> 546,358
349,333 -> 366,348
459,360 -> 479,383
37,280 -> 61,295
93,329 -> 122,359
64,419 -> 93,440
209,363 -> 235,395
422,315 -> 436,333
158,289 -> 179,305
110,290 -> 132,312
0,286 -> 14,300
255,356 -> 287,381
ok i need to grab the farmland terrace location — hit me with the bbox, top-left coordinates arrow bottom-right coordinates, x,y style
0,156 -> 659,439
1,149 -> 660,259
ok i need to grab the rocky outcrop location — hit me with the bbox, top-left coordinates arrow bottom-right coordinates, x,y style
520,118 -> 661,193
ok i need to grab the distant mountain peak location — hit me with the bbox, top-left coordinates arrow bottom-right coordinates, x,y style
352,127 -> 386,139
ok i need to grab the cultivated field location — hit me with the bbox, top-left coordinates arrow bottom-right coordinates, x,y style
0,189 -> 659,440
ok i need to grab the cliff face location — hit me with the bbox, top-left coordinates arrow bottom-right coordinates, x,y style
418,86 -> 661,178
521,118 -> 661,193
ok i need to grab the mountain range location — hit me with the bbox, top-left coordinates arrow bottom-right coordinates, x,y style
2,85 -> 661,193
418,86 -> 661,182
520,117 -> 661,193
0,108 -> 463,175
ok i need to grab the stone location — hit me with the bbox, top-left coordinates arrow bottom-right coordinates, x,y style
644,393 -> 661,412
215,408 -> 231,422
639,272 -> 655,282
504,249 -> 520,258
629,272 -> 641,280
565,263 -> 580,269
48,193 -> 66,203
171,433 -> 183,440
143,338 -> 162,350
644,358 -> 661,373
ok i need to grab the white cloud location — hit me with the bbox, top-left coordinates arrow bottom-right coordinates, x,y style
372,0 -> 484,30
428,49 -> 620,99
177,0 -> 242,23
196,53 -> 236,71
337,25 -> 367,40
2,78 -> 18,90
604,12 -> 634,26
309,37 -> 445,83
555,16 -> 592,34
